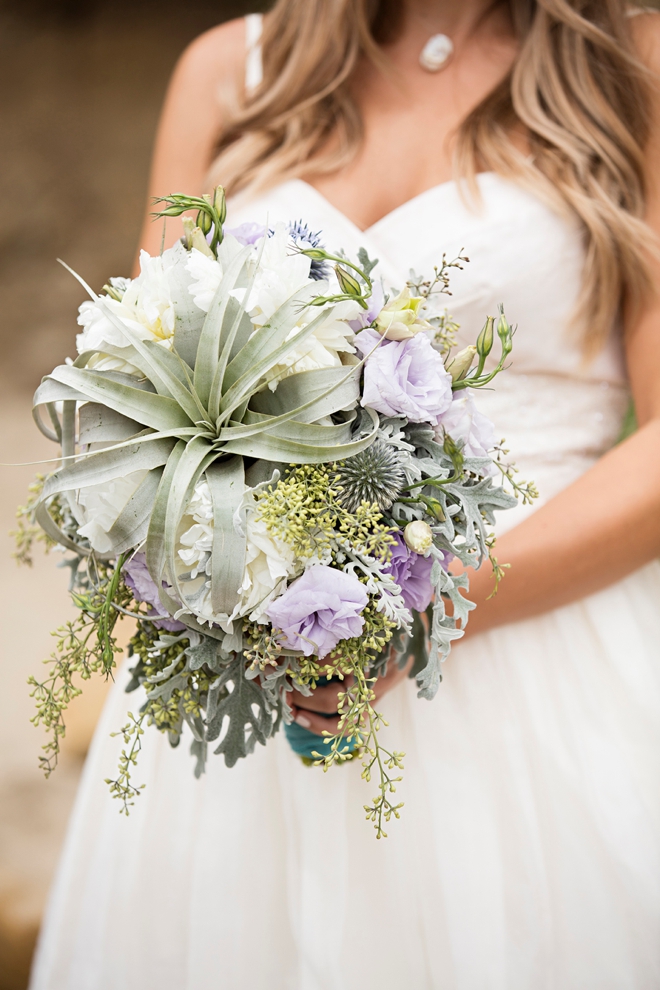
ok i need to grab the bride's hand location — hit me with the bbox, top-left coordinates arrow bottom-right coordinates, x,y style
289,654 -> 414,736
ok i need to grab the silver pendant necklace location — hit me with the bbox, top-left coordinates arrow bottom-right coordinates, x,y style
419,33 -> 454,72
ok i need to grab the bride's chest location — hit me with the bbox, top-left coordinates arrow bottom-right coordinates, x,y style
227,174 -> 626,386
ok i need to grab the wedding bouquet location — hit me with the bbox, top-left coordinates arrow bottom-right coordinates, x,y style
19,187 -> 535,836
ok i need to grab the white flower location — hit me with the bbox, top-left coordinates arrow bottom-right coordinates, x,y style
237,514 -> 296,622
76,246 -> 189,372
67,470 -> 147,554
186,224 -> 361,389
374,287 -> 433,341
185,248 -> 223,312
245,223 -> 312,327
436,392 -> 497,466
178,481 -> 214,580
176,479 -> 296,625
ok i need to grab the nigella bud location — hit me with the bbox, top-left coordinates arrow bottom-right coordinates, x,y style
403,520 -> 433,555
476,316 -> 494,360
213,185 -> 227,224
445,344 -> 477,382
497,306 -> 513,355
196,209 -> 213,236
335,265 -> 362,296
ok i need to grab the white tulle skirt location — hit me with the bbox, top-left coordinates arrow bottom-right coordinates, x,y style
30,560 -> 660,990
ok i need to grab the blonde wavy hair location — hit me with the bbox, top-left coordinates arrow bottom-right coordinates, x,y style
209,0 -> 656,354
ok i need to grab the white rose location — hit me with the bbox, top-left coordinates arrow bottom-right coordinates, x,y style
76,246 -> 184,363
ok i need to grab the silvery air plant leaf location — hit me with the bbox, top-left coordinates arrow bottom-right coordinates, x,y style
22,185 -> 537,838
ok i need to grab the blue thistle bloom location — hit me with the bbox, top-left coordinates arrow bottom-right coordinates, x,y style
336,440 -> 405,513
287,220 -> 331,280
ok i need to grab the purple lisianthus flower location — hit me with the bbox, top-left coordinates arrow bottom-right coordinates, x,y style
266,565 -> 368,658
124,552 -> 186,632
436,392 -> 497,473
224,222 -> 267,246
385,532 -> 436,612
355,328 -> 453,424
349,279 -> 385,331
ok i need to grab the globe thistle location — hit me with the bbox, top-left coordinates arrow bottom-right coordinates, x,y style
288,220 -> 331,281
336,441 -> 405,513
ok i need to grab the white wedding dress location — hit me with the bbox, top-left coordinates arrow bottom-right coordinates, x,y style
31,19 -> 660,990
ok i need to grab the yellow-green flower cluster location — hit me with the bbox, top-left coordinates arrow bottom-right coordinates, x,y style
255,463 -> 396,564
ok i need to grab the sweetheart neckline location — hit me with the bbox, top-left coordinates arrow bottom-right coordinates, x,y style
286,172 -> 498,235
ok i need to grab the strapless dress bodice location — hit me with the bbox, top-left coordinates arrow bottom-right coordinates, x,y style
228,174 -> 630,529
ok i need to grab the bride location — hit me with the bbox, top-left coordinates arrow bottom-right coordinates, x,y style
31,1 -> 660,987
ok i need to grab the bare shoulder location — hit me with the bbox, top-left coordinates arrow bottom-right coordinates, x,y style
137,16 -> 250,255
170,17 -> 247,103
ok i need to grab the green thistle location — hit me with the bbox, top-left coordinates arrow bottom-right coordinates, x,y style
336,441 -> 405,513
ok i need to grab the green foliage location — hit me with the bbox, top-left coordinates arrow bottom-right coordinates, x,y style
206,655 -> 275,767
28,557 -> 131,776
152,186 -> 227,255
296,601 -> 402,839
106,712 -> 146,815
12,476 -> 57,566
492,442 -> 539,506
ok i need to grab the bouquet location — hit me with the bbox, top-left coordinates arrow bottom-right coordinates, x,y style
18,186 -> 536,837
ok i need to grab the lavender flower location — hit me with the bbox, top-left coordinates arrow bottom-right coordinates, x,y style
436,392 -> 497,469
385,532 -> 435,612
266,565 -> 368,658
355,328 -> 453,424
224,222 -> 267,246
124,552 -> 186,632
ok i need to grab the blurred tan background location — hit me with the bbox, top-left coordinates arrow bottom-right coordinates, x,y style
0,1 -> 264,986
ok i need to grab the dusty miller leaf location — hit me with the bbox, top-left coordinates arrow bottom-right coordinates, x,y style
206,655 -> 275,768
357,247 -> 379,279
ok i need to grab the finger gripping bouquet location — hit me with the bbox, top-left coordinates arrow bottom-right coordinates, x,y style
22,187 -> 535,838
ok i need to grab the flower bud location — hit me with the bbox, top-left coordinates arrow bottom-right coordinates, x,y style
445,344 -> 476,382
403,520 -> 433,555
158,204 -> 186,217
335,264 -> 362,297
497,307 -> 513,356
301,247 -> 328,260
196,208 -> 213,236
190,226 -> 214,257
425,497 -> 446,522
476,316 -> 494,360
213,185 -> 227,224
181,216 -> 195,250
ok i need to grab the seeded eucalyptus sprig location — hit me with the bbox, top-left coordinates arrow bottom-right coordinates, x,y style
152,185 -> 227,256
